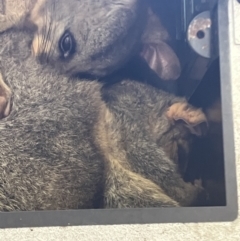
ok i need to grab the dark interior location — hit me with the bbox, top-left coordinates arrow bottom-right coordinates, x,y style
152,0 -> 226,206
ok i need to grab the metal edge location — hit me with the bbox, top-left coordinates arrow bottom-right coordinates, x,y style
218,0 -> 238,217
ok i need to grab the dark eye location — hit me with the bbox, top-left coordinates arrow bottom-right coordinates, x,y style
59,31 -> 76,58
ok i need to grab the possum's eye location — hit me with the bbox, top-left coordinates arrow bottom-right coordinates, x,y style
59,31 -> 76,59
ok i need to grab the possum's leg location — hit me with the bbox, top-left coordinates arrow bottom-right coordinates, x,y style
0,72 -> 11,118
104,157 -> 179,208
114,115 -> 207,206
106,129 -> 206,206
96,105 -> 178,208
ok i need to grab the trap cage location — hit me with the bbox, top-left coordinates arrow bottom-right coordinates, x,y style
0,0 -> 238,228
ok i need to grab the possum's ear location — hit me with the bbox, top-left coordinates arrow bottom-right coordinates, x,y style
140,42 -> 181,81
140,8 -> 181,81
166,102 -> 208,136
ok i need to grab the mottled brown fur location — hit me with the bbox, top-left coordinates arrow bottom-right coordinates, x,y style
0,30 -> 210,210
100,81 -> 208,207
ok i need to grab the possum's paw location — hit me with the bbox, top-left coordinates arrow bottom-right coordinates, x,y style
166,102 -> 208,136
0,73 -> 12,119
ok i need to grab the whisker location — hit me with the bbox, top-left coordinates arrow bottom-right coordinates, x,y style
47,2 -> 58,62
41,7 -> 49,57
45,20 -> 53,62
40,12 -> 47,53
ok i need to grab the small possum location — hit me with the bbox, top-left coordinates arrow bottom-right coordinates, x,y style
0,0 -> 147,117
0,30 -> 208,210
0,0 -> 181,117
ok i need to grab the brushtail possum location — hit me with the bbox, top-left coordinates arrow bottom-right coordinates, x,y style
0,0 -> 181,117
0,29 -> 208,210
0,0 -> 180,80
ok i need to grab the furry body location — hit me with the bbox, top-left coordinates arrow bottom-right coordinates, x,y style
0,30 -> 208,210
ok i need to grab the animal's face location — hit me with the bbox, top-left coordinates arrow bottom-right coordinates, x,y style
29,0 -> 147,77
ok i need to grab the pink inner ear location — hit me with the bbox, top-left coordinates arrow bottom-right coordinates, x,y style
140,42 -> 181,81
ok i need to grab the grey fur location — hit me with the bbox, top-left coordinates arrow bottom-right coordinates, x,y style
0,0 -> 180,81
0,30 -> 208,211
0,0 -> 148,78
32,0 -> 148,77
0,30 -> 106,210
0,0 -> 180,119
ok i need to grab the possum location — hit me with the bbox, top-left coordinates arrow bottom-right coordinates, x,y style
0,29 -> 209,210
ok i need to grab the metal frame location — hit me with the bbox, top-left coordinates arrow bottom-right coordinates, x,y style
0,0 -> 238,228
